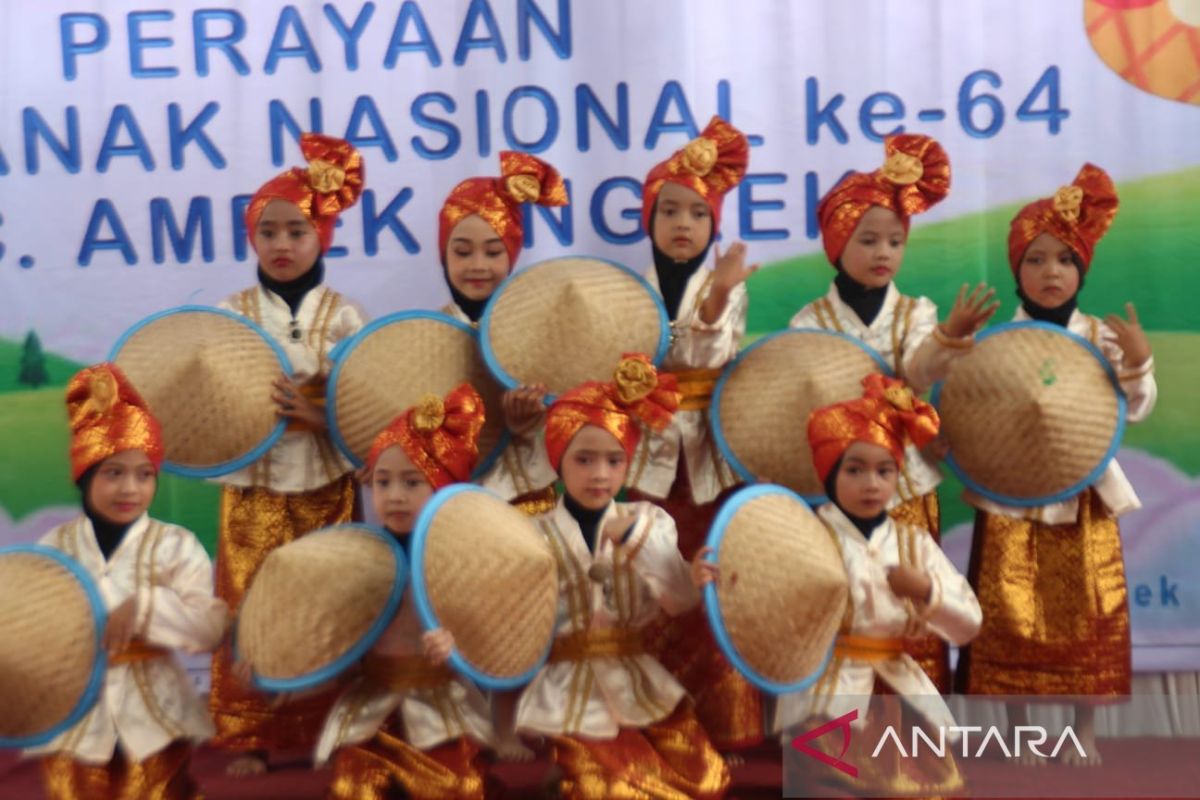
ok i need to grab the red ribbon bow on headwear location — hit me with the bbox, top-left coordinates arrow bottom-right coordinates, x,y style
1007,163 -> 1118,274
544,354 -> 681,471
641,115 -> 749,236
817,133 -> 951,265
807,374 -> 940,483
245,132 -> 365,253
438,151 -> 568,267
365,383 -> 486,490
66,363 -> 164,481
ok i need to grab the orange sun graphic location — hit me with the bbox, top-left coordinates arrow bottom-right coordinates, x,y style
1085,0 -> 1200,104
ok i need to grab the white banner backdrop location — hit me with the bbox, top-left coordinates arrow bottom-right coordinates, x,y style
2,0 -> 1199,671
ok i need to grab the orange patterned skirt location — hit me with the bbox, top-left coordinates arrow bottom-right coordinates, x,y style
41,740 -> 198,800
209,475 -> 357,751
955,489 -> 1131,697
551,702 -> 730,800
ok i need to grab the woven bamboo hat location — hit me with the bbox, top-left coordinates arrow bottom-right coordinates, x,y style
327,312 -> 507,475
933,320 -> 1125,506
108,306 -> 290,478
480,257 -> 670,399
0,545 -> 106,748
410,484 -> 558,690
703,485 -> 847,694
711,329 -> 891,502
236,524 -> 407,692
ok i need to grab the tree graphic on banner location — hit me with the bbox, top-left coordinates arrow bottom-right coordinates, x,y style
18,331 -> 49,389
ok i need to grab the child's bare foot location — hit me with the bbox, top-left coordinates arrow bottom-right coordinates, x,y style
723,752 -> 745,768
1061,704 -> 1101,767
225,750 -> 268,777
495,732 -> 535,762
1060,728 -> 1101,767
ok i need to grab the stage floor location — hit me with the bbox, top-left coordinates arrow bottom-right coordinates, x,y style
5,736 -> 1200,799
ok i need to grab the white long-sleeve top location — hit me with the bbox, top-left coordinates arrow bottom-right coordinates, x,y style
962,307 -> 1157,524
215,285 -> 366,493
314,585 -> 495,766
626,267 -> 745,503
789,283 -> 973,502
442,301 -> 557,501
774,504 -> 981,735
516,499 -> 699,738
25,515 -> 227,764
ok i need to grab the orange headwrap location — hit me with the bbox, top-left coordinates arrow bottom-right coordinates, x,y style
245,132 -> 365,253
807,374 -> 940,484
438,151 -> 568,267
365,384 -> 485,491
817,134 -> 951,265
641,115 -> 749,236
545,354 -> 681,472
67,363 -> 164,481
1007,163 -> 1118,274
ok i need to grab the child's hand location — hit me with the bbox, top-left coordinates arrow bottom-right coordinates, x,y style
921,432 -> 950,463
1105,302 -> 1152,368
712,242 -> 759,293
422,628 -> 455,665
102,596 -> 138,653
603,514 -> 639,545
691,546 -> 719,590
272,374 -> 326,430
886,565 -> 932,603
940,282 -> 999,339
502,384 -> 548,437
232,659 -> 256,690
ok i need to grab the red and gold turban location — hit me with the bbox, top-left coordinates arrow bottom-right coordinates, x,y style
67,363 -> 164,481
438,151 -> 568,266
1007,163 -> 1118,274
545,354 -> 681,472
817,134 -> 951,264
365,384 -> 485,490
245,132 -> 365,253
641,115 -> 749,236
807,374 -> 939,483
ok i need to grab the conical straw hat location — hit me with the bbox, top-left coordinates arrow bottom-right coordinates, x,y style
480,257 -> 669,399
0,545 -> 106,748
410,485 -> 558,690
703,485 -> 847,694
327,311 -> 507,475
711,329 -> 890,501
933,321 -> 1125,505
109,306 -> 290,477
236,524 -> 407,692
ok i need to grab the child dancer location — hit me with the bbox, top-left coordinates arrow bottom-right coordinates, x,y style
316,384 -> 499,799
211,133 -> 368,776
789,133 -> 996,691
516,354 -> 730,799
775,373 -> 982,796
437,151 -> 569,515
955,164 -> 1155,766
627,115 -> 763,752
29,364 -> 227,800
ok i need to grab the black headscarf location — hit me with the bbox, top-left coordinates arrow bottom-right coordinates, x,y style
833,265 -> 888,327
1016,252 -> 1085,328
823,457 -> 888,540
442,265 -> 489,323
76,464 -> 143,561
564,491 -> 607,554
649,201 -> 714,321
257,257 -> 325,317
